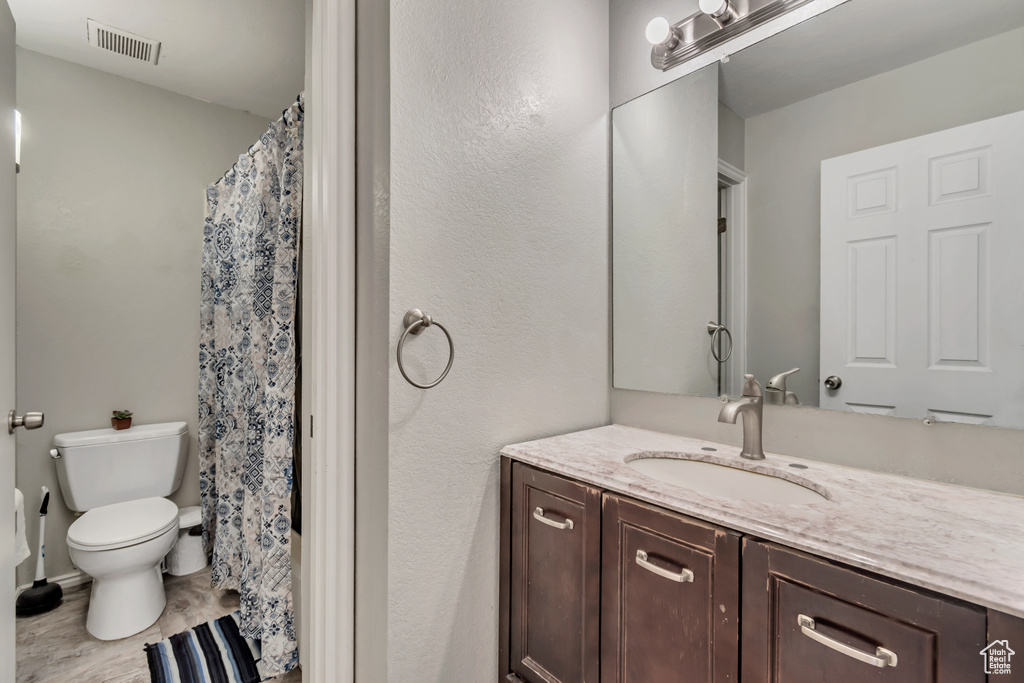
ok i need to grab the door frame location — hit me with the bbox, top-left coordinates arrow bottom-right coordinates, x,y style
718,159 -> 748,397
305,0 -> 356,680
1,0 -> 16,677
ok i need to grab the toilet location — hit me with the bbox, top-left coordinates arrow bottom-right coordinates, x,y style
53,421 -> 189,641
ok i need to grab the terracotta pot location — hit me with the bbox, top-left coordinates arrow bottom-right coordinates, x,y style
111,417 -> 132,430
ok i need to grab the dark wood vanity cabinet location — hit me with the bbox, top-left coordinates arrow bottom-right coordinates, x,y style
741,539 -> 987,683
601,494 -> 740,683
500,460 -> 738,683
505,462 -> 602,683
500,459 -> 1008,683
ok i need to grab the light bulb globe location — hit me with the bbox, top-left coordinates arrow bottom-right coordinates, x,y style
645,17 -> 672,45
699,0 -> 729,17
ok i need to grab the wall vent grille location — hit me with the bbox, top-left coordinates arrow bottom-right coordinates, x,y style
86,20 -> 161,65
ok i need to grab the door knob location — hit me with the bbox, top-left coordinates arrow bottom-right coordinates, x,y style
823,375 -> 843,391
8,410 -> 44,435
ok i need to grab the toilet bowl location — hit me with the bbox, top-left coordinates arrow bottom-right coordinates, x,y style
67,497 -> 180,640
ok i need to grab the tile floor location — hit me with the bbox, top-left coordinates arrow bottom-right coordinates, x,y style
16,568 -> 302,683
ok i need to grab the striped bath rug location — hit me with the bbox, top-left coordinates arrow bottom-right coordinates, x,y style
144,612 -> 265,683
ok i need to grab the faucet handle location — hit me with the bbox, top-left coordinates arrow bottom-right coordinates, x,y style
741,374 -> 762,398
766,367 -> 800,392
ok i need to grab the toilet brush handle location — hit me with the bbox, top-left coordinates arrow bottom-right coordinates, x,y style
34,513 -> 47,582
34,486 -> 50,583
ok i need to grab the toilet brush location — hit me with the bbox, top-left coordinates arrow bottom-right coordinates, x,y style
16,486 -> 63,617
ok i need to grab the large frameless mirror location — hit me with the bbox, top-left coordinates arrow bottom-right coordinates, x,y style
612,0 -> 1024,429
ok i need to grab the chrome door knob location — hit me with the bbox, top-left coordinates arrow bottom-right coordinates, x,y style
8,410 -> 44,435
823,375 -> 843,391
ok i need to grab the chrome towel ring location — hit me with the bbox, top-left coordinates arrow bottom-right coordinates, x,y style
707,321 -> 733,363
397,309 -> 455,389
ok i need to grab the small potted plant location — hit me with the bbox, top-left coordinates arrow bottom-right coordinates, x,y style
111,410 -> 133,430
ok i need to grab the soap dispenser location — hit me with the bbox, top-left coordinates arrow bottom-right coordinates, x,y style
765,368 -> 800,405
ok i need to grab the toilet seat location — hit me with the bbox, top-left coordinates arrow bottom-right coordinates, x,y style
67,497 -> 179,551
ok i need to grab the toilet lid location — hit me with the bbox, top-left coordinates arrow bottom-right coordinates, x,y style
67,497 -> 179,551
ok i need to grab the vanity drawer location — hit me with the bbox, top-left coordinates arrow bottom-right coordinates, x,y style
508,463 -> 602,683
742,539 -> 986,683
601,494 -> 739,683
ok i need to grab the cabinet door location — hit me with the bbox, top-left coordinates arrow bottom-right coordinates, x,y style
601,494 -> 740,683
508,463 -> 602,683
742,539 -> 986,683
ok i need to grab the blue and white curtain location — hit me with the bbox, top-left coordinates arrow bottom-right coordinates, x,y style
198,94 -> 303,677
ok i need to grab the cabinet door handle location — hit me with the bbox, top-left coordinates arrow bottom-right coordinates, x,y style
797,615 -> 898,668
533,507 -> 574,530
634,550 -> 694,583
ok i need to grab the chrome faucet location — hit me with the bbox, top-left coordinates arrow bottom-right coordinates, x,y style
718,374 -> 765,460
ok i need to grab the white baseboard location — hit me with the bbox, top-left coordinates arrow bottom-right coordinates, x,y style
17,569 -> 90,595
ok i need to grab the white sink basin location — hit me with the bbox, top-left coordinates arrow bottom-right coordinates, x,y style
627,454 -> 828,505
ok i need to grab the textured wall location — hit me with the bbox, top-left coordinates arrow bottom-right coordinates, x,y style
387,0 -> 610,677
15,49 -> 271,585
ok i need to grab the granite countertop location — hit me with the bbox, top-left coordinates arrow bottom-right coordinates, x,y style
501,424 -> 1024,618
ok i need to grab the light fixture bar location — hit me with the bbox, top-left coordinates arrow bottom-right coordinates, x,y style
649,0 -> 819,71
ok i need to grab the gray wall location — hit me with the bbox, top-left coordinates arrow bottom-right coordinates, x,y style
745,26 -> 1024,408
15,49 -> 271,585
387,0 -> 610,678
611,27 -> 1024,496
718,102 -> 744,171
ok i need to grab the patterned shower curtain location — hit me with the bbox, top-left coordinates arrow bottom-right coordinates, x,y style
198,94 -> 303,677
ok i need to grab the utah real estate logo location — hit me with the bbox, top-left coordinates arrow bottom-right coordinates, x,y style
981,640 -> 1014,675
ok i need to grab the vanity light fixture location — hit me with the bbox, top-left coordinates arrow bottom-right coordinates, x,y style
647,0 -> 818,72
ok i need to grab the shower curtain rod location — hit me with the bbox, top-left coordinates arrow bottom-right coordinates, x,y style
218,91 -> 305,184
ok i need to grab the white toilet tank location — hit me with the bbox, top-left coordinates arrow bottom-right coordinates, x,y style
53,421 -> 190,512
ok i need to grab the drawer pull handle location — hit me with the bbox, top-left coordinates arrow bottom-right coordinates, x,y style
533,507 -> 574,530
797,615 -> 898,668
635,550 -> 694,583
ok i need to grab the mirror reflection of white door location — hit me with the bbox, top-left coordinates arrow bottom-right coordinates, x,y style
1,0 -> 16,677
820,110 -> 1024,427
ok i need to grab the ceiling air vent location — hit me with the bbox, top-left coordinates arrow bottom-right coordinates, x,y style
87,19 -> 161,65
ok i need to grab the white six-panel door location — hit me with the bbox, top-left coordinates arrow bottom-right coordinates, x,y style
820,110 -> 1024,428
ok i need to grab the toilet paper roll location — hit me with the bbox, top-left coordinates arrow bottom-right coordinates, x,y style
178,505 -> 202,530
14,488 -> 31,566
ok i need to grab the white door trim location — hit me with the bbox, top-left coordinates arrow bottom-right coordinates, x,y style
1,1 -> 16,677
718,159 -> 748,397
304,0 -> 356,680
